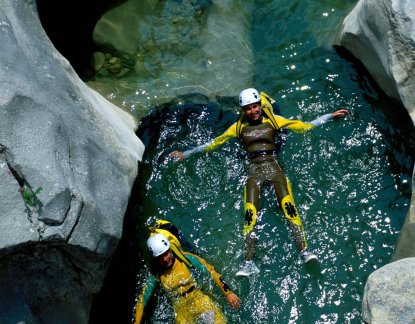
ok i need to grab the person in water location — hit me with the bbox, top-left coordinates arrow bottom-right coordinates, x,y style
169,88 -> 349,276
134,233 -> 241,323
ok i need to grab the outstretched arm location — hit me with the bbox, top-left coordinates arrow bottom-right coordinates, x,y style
169,142 -> 210,161
309,108 -> 349,127
169,123 -> 238,161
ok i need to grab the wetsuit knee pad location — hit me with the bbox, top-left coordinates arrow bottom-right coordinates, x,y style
243,202 -> 257,235
280,195 -> 303,227
280,195 -> 308,248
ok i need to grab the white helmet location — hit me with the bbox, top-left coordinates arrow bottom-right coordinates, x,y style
239,88 -> 260,107
147,233 -> 170,257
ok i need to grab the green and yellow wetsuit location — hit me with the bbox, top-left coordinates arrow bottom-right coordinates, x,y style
182,92 -> 334,259
134,251 -> 234,324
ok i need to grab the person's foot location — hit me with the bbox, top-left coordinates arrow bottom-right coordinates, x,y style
300,248 -> 318,263
236,260 -> 260,277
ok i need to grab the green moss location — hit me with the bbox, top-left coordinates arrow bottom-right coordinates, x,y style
22,186 -> 42,206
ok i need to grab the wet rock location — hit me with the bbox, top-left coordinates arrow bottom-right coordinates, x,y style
335,0 -> 415,121
362,257 -> 415,324
0,0 -> 144,322
91,51 -> 106,72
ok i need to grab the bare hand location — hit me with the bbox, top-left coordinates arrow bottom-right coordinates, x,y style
169,151 -> 185,161
226,292 -> 241,309
331,109 -> 349,118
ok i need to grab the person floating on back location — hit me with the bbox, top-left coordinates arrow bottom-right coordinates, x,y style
133,222 -> 241,323
169,88 -> 349,276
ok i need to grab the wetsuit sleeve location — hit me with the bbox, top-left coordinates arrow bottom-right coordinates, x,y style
185,252 -> 234,297
182,123 -> 238,158
182,143 -> 210,158
308,113 -> 333,126
273,113 -> 333,133
134,274 -> 157,324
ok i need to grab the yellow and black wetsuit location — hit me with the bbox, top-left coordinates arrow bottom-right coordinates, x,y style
134,251 -> 234,324
182,92 -> 334,259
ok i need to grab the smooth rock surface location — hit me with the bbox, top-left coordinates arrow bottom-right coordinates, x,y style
335,0 -> 415,122
362,257 -> 415,324
0,0 -> 144,322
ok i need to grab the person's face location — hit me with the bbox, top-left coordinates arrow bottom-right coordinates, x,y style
243,102 -> 261,121
157,249 -> 174,268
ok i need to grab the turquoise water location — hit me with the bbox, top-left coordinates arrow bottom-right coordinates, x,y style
133,92 -> 411,323
89,1 -> 414,323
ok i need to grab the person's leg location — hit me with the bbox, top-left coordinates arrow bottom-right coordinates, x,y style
272,175 -> 307,251
272,172 -> 318,262
236,177 -> 262,276
243,176 -> 261,260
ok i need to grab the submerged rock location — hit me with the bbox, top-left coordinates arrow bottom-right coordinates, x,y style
89,0 -> 255,109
